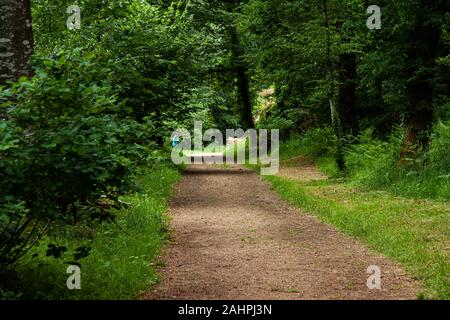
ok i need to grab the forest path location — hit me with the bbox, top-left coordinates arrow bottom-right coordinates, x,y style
144,164 -> 418,300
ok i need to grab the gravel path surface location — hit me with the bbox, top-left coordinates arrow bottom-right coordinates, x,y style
144,164 -> 418,300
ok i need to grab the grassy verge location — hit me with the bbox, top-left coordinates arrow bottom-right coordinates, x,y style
263,174 -> 450,299
3,165 -> 180,299
251,129 -> 449,299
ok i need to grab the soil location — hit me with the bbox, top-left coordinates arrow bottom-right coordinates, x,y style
143,164 -> 419,300
277,156 -> 328,181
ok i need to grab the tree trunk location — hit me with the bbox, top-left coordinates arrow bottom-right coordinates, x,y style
399,97 -> 434,166
322,0 -> 345,171
229,25 -> 254,129
399,2 -> 441,165
226,0 -> 254,130
338,53 -> 358,134
0,0 -> 34,86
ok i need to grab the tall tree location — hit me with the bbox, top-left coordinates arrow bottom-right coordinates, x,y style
322,0 -> 345,171
337,53 -> 358,134
229,23 -> 255,129
226,0 -> 254,129
398,1 -> 447,161
0,0 -> 34,85
188,0 -> 255,129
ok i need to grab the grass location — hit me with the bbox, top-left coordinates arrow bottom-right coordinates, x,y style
360,168 -> 450,202
262,172 -> 450,300
3,165 -> 180,299
315,156 -> 339,177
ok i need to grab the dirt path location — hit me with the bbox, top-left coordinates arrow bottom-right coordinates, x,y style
277,156 -> 328,181
144,164 -> 418,300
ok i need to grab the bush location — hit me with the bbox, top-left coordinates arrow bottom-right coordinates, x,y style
281,127 -> 337,160
428,121 -> 450,174
343,125 -> 450,201
0,49 -> 151,268
344,128 -> 402,186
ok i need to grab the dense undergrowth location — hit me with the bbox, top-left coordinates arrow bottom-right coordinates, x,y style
280,125 -> 450,202
1,1 -> 191,299
1,166 -> 180,299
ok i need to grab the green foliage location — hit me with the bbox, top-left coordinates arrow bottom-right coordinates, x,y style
256,106 -> 311,139
316,156 -> 339,177
343,124 -> 450,201
285,125 -> 450,201
240,0 -> 449,141
429,121 -> 450,173
281,127 -> 337,160
1,166 -> 180,299
1,0 -> 200,271
344,128 -> 402,185
2,0 -> 449,299
1,0 -> 204,295
0,49 -> 153,268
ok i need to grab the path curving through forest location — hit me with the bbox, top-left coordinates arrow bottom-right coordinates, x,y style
144,164 -> 418,300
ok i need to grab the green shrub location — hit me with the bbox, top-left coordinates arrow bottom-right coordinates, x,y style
343,125 -> 450,201
344,128 -> 402,186
428,121 -> 450,174
0,49 -> 151,268
281,127 -> 336,160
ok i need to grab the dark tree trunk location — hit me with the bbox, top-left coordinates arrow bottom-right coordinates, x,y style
0,0 -> 34,86
399,109 -> 433,166
226,0 -> 254,130
322,0 -> 345,171
399,90 -> 434,165
399,3 -> 441,164
338,53 -> 358,134
236,64 -> 254,129
229,26 -> 254,129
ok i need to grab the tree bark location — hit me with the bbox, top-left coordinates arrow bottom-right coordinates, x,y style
338,53 -> 358,134
399,2 -> 442,164
0,0 -> 34,86
227,1 -> 254,129
230,26 -> 254,130
322,0 -> 345,171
